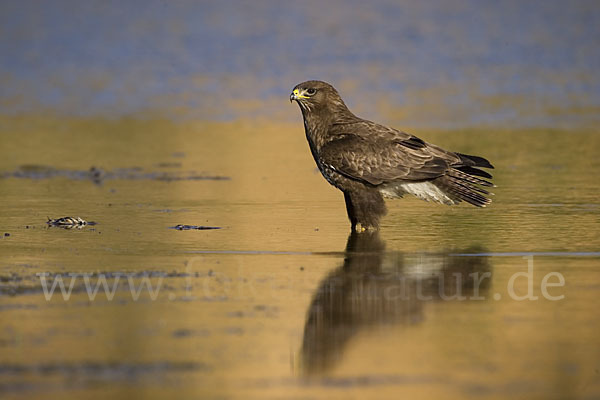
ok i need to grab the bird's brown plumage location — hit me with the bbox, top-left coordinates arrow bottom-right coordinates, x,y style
290,80 -> 494,231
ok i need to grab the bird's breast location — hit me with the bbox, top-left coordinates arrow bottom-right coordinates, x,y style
303,121 -> 345,188
315,158 -> 347,189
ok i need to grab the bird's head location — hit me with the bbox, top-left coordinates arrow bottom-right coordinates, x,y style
290,80 -> 350,116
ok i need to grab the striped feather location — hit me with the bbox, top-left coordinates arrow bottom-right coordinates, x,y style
433,168 -> 495,207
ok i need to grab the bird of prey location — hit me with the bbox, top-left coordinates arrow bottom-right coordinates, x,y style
290,80 -> 495,232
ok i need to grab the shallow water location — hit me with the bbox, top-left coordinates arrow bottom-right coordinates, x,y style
1,117 -> 599,399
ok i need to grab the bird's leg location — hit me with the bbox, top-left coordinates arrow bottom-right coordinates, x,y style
343,192 -> 358,230
343,189 -> 387,232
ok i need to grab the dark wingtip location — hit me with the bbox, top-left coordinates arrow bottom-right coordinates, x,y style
455,165 -> 493,179
456,153 -> 494,169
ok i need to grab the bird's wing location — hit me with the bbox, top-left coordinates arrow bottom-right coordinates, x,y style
319,128 -> 455,186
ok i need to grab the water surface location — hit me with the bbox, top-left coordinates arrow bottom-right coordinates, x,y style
0,117 -> 599,399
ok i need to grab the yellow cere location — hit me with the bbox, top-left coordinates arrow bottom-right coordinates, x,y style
293,88 -> 309,99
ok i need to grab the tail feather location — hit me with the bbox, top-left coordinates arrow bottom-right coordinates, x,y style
463,182 -> 490,195
446,176 -> 491,206
448,168 -> 494,187
433,166 -> 495,208
384,151 -> 496,208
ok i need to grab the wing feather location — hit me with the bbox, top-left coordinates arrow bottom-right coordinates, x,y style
319,128 -> 453,186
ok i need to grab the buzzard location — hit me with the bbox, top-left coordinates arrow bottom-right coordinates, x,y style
290,80 -> 494,232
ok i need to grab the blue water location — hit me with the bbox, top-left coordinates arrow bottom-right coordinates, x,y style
1,0 -> 599,126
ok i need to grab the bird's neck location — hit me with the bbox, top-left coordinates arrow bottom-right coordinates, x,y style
302,106 -> 358,151
301,109 -> 331,151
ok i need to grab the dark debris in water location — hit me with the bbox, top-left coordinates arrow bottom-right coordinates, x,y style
171,224 -> 221,231
0,361 -> 208,378
154,162 -> 182,168
1,165 -> 229,184
172,328 -> 210,338
0,270 -> 205,297
0,304 -> 38,311
46,216 -> 97,229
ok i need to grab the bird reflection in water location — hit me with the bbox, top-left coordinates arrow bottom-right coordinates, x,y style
301,232 -> 492,374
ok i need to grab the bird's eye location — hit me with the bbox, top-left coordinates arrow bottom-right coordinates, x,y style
306,88 -> 317,95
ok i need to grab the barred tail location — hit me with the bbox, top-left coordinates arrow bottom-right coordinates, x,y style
434,154 -> 495,207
